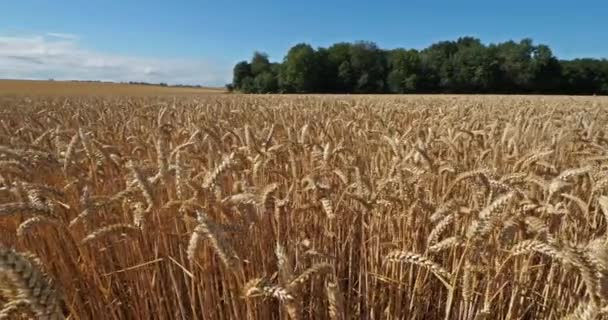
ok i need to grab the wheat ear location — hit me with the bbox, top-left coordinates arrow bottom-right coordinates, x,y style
0,248 -> 64,319
127,161 -> 154,212
326,280 -> 344,320
384,250 -> 451,281
428,213 -> 454,246
189,211 -> 240,270
288,263 -> 333,290
81,224 -> 139,245
466,192 -> 515,241
243,278 -> 294,302
202,152 -> 235,189
62,133 -> 79,174
17,216 -> 63,237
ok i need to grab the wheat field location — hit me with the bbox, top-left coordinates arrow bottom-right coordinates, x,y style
1,94 -> 608,319
0,80 -> 224,96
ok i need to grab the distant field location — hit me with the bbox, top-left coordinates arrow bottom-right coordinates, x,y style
0,79 -> 225,96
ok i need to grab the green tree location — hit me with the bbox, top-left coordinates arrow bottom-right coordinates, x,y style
254,72 -> 278,93
326,43 -> 353,92
240,76 -> 256,93
232,61 -> 252,89
387,49 -> 420,93
231,37 -> 608,95
349,41 -> 387,93
494,39 -> 536,92
561,59 -> 608,94
450,37 -> 497,92
250,52 -> 271,76
337,61 -> 354,92
419,40 -> 458,91
279,43 -> 319,93
531,44 -> 562,93
315,47 -> 335,93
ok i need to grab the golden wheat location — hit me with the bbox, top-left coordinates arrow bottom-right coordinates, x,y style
1,94 -> 607,319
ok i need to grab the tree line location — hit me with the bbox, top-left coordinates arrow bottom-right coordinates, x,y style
229,37 -> 608,95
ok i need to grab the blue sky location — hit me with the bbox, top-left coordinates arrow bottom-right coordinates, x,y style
1,0 -> 606,85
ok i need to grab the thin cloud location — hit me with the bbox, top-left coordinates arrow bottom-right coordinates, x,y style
5,55 -> 45,64
45,32 -> 79,40
0,33 -> 230,86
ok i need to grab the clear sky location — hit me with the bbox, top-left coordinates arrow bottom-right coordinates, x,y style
1,0 -> 606,86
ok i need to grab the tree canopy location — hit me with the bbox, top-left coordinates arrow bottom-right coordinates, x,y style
231,37 -> 608,95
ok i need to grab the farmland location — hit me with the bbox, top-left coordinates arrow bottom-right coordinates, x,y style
0,80 -> 224,96
1,92 -> 608,319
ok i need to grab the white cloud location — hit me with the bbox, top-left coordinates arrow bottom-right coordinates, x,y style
0,33 -> 231,86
